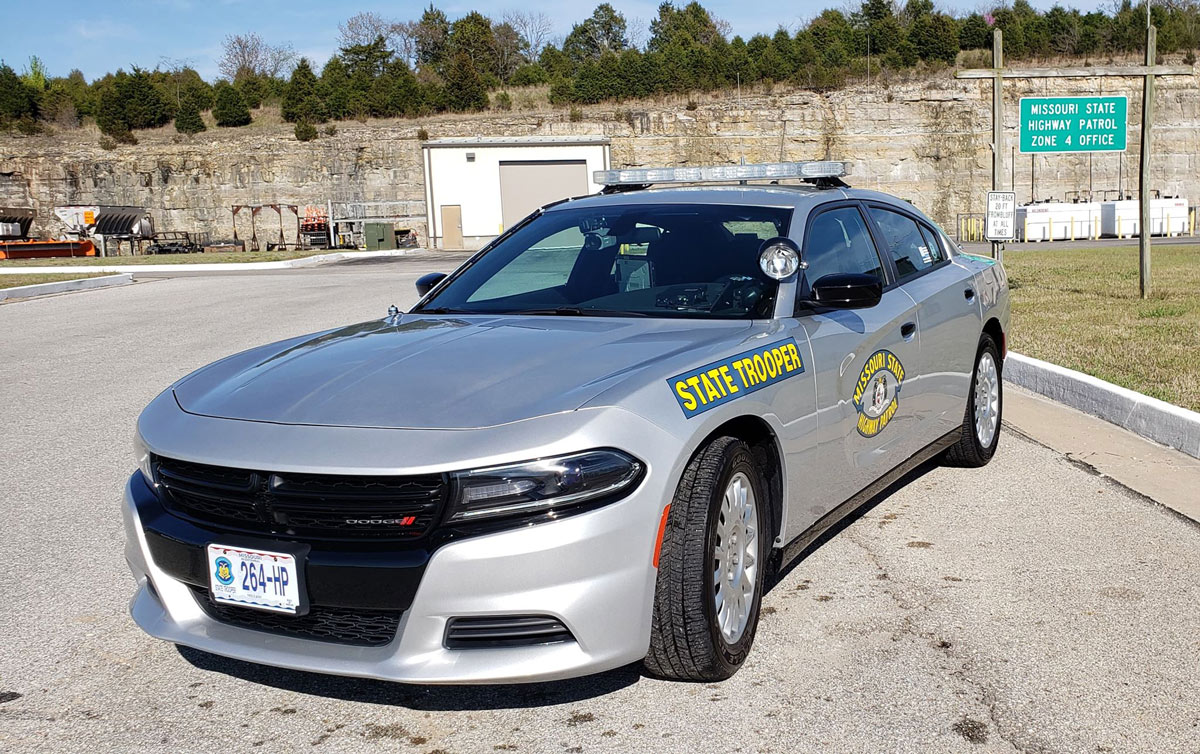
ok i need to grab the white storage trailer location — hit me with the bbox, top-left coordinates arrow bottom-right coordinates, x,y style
1099,197 -> 1189,237
1017,202 -> 1100,241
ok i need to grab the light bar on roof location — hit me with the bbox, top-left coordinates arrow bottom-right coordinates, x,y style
593,161 -> 849,186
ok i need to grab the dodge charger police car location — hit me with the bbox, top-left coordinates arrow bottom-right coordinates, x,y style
124,161 -> 1009,683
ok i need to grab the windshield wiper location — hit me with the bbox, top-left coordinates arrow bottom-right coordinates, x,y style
416,306 -> 473,315
506,307 -> 650,317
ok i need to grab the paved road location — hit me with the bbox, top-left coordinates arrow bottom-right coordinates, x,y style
2,256 -> 1198,753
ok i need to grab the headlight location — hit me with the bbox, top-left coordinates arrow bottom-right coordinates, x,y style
446,449 -> 643,523
133,434 -> 156,487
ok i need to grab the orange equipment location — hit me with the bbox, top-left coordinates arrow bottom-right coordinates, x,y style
0,240 -> 97,260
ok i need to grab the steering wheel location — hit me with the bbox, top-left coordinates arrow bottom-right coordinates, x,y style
712,275 -> 766,314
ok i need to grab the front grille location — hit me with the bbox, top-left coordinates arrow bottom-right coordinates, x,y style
154,456 -> 446,541
191,587 -> 401,647
444,615 -> 574,649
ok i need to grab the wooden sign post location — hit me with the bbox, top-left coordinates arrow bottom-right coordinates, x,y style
957,27 -> 1191,297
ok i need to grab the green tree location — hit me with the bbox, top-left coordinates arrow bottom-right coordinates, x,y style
443,52 -> 488,111
448,11 -> 499,79
510,63 -> 549,86
212,81 -> 252,126
415,5 -> 451,70
649,1 -> 725,51
122,68 -> 173,129
909,13 -> 961,64
320,57 -> 352,120
94,68 -> 171,136
174,96 -> 206,134
564,4 -> 629,63
958,14 -> 991,51
234,72 -> 267,108
281,58 -> 326,123
0,63 -> 39,125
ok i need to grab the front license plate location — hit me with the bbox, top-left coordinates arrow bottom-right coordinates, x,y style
206,544 -> 301,614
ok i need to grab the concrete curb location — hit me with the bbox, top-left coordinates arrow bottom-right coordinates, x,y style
0,273 -> 133,301
1005,351 -> 1200,459
0,249 -> 419,275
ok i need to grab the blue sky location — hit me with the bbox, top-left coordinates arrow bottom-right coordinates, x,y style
5,0 -> 1110,82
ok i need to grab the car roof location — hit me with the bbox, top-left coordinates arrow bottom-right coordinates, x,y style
546,184 -> 920,217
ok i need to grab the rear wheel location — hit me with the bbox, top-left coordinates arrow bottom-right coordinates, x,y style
943,334 -> 1002,467
645,437 -> 767,681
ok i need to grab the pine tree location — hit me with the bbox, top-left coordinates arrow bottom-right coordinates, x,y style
213,82 -> 251,126
122,68 -> 172,129
442,52 -> 488,112
281,58 -> 326,123
174,96 -> 206,134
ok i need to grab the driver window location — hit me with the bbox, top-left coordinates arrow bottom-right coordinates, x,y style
801,206 -> 885,286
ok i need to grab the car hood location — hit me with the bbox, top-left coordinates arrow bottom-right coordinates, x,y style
173,314 -> 750,430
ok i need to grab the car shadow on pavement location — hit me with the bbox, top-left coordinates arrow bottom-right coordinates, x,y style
765,458 -> 941,592
176,646 -> 642,710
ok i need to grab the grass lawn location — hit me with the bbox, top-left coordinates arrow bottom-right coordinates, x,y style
1004,244 -> 1200,412
0,272 -> 110,289
0,249 -> 319,267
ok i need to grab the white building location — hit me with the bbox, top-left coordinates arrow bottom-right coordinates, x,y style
421,136 -> 611,249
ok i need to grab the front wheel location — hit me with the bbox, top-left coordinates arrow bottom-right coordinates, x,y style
644,437 -> 768,681
943,333 -> 1003,467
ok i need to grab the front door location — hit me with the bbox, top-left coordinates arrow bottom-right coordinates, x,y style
779,203 -> 922,540
440,205 -> 463,249
865,205 -> 981,441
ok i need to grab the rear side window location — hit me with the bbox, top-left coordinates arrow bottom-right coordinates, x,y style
802,206 -> 885,284
868,206 -> 945,279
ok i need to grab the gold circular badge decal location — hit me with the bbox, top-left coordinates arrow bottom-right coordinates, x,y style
853,350 -> 905,437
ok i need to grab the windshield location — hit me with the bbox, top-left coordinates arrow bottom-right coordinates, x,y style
417,203 -> 793,319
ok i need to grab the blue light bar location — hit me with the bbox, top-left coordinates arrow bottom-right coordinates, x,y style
593,161 -> 849,186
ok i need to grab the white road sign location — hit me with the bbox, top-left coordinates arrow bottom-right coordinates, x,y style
985,191 -> 1017,242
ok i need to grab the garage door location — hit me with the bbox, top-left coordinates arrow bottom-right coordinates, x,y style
499,161 -> 589,230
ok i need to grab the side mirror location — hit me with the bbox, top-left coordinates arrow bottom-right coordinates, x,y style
415,272 -> 447,297
810,273 -> 882,309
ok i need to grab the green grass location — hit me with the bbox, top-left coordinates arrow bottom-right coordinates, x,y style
0,249 -> 319,267
1004,244 -> 1200,412
0,272 -> 109,289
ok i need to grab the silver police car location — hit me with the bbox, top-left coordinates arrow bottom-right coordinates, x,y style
125,161 -> 1009,684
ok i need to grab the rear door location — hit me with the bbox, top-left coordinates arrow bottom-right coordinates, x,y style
866,204 -> 981,439
780,202 -> 923,539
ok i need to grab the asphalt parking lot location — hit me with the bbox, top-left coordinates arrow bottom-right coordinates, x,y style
2,254 -> 1198,753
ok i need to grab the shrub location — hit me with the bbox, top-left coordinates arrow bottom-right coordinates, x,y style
569,106 -> 583,122
493,91 -> 513,111
174,98 -> 206,134
99,135 -> 117,150
1186,50 -> 1197,66
323,123 -> 337,136
15,116 -> 43,135
416,127 -> 429,140
213,82 -> 251,127
294,120 -> 318,141
685,100 -> 698,111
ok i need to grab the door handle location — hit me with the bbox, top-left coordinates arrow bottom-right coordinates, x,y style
964,287 -> 975,302
900,322 -> 916,339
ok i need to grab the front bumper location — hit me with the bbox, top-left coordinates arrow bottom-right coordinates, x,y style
123,463 -> 666,684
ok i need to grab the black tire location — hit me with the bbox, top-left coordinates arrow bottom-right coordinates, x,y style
644,437 -> 768,681
943,333 -> 1003,467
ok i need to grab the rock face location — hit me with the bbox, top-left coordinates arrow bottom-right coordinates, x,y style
2,69 -> 1197,243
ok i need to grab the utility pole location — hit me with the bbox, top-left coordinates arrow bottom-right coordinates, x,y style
992,29 -> 1004,261
1139,25 -> 1156,298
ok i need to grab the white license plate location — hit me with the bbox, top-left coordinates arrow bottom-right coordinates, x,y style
206,544 -> 301,614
